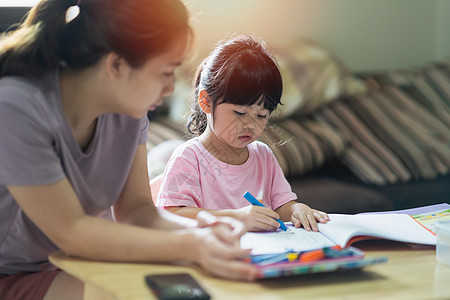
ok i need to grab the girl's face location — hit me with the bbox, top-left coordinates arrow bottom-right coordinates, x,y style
114,37 -> 187,119
209,100 -> 270,149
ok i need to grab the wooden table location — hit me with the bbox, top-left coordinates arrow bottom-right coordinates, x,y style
49,242 -> 450,300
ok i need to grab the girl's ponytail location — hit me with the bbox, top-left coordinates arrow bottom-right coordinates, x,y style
187,61 -> 208,135
0,0 -> 78,78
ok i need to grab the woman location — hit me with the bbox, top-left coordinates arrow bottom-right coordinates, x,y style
0,1 -> 257,299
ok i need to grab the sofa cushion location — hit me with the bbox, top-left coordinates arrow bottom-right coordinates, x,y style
259,117 -> 346,177
316,84 -> 450,185
272,39 -> 367,118
360,61 -> 450,127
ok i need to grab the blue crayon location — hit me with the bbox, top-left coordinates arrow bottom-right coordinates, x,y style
243,191 -> 288,231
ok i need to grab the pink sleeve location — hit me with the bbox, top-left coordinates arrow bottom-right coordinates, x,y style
265,147 -> 297,210
156,149 -> 202,208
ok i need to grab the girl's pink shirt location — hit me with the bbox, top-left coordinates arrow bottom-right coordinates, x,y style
157,138 -> 296,210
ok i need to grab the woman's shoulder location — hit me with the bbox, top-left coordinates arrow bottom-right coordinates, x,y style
0,76 -> 41,98
0,74 -> 56,108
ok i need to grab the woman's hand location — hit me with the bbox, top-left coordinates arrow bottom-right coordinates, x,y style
232,205 -> 280,232
290,203 -> 329,231
187,212 -> 258,281
196,211 -> 246,241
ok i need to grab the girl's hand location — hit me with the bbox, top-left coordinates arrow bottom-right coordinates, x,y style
233,205 -> 280,232
187,214 -> 258,281
290,203 -> 329,232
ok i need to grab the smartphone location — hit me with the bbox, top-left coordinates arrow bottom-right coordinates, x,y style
145,273 -> 211,300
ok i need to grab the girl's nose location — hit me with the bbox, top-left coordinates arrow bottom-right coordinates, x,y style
242,115 -> 256,130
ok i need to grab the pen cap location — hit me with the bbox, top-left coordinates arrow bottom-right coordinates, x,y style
435,220 -> 450,267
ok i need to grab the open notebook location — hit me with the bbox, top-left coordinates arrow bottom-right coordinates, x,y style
241,204 -> 446,278
241,215 -> 435,256
241,204 -> 444,255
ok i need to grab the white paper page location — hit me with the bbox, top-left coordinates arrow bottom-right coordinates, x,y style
317,214 -> 437,247
240,224 -> 336,255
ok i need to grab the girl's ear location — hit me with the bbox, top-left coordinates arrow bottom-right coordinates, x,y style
198,90 -> 212,113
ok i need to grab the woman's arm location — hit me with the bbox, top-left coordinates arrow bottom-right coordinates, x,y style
8,178 -> 197,262
7,144 -> 257,280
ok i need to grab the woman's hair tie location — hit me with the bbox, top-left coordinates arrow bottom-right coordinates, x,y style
65,1 -> 82,24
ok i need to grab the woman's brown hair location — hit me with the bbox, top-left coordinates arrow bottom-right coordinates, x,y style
0,0 -> 192,78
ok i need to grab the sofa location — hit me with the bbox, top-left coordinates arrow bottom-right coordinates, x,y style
146,40 -> 450,214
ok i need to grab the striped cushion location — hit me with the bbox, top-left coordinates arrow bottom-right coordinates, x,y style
273,40 -> 367,118
358,61 -> 450,127
258,118 -> 345,176
317,84 -> 450,185
147,117 -> 346,178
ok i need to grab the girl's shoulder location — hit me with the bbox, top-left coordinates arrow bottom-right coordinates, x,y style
170,138 -> 203,160
165,138 -> 207,171
247,141 -> 277,163
248,140 -> 274,155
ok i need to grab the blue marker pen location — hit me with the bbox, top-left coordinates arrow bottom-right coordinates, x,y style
243,191 -> 288,231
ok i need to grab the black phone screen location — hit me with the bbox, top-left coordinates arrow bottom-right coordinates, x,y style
145,273 -> 211,300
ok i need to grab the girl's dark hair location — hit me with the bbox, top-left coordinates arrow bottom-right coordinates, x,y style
187,34 -> 283,135
0,0 -> 191,77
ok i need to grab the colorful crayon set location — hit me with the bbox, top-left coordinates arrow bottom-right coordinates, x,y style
248,246 -> 388,279
250,245 -> 355,266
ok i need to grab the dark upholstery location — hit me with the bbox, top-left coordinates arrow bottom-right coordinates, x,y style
290,160 -> 449,213
0,7 -> 29,33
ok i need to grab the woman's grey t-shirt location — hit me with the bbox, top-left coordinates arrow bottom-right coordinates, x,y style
0,73 -> 148,274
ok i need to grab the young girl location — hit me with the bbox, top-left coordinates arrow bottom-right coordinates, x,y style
0,1 -> 257,299
157,35 -> 329,232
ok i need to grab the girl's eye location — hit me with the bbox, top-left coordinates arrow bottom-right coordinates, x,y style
234,110 -> 245,116
257,114 -> 268,119
164,72 -> 175,78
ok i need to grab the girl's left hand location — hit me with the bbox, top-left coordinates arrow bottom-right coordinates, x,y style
290,203 -> 329,232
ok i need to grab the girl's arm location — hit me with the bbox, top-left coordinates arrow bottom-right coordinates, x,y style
276,200 -> 329,231
166,205 -> 281,232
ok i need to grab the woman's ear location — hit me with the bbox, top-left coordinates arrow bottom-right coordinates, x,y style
104,52 -> 127,80
198,90 -> 211,113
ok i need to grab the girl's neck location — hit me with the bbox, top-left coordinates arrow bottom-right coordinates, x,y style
199,128 -> 249,165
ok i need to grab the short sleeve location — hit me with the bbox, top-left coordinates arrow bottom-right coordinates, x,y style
259,144 -> 297,210
0,88 -> 64,185
156,146 -> 202,208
